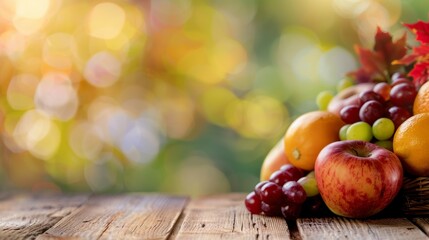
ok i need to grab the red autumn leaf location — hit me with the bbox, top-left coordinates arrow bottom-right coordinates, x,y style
398,21 -> 429,87
408,62 -> 429,88
394,45 -> 429,66
393,53 -> 418,65
374,27 -> 407,73
348,28 -> 407,83
413,45 -> 429,58
354,46 -> 386,76
405,21 -> 429,44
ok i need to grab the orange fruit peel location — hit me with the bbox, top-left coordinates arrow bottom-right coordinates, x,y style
284,111 -> 345,171
393,113 -> 429,176
414,81 -> 429,114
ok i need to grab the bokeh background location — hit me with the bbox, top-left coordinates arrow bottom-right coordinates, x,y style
0,0 -> 427,195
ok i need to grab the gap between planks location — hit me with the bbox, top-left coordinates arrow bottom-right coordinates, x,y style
170,193 -> 293,240
1,193 -> 428,240
0,193 -> 89,240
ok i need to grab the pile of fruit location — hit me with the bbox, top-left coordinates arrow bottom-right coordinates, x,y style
245,21 -> 429,219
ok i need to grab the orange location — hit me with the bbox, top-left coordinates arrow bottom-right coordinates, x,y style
393,113 -> 429,176
260,138 -> 290,181
413,81 -> 429,114
284,111 -> 345,171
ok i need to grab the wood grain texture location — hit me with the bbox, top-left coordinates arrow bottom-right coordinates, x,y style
411,218 -> 429,236
38,194 -> 188,240
0,193 -> 88,240
297,217 -> 428,240
173,193 -> 291,240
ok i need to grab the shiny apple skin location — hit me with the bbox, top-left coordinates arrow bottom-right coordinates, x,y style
328,83 -> 375,116
315,140 -> 403,218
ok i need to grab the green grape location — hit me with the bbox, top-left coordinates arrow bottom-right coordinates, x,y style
346,121 -> 372,142
316,91 -> 334,110
306,171 -> 315,178
372,118 -> 395,141
375,140 -> 393,151
337,78 -> 354,92
297,176 -> 319,197
339,124 -> 350,141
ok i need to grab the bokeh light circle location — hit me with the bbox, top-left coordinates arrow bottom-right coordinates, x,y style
35,72 -> 78,121
84,51 -> 122,87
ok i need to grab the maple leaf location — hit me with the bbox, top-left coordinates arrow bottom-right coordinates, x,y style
348,27 -> 407,83
408,62 -> 429,88
396,20 -> 429,87
404,21 -> 429,44
393,45 -> 429,65
353,46 -> 386,79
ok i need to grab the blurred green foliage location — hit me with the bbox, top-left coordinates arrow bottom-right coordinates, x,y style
0,0 -> 428,195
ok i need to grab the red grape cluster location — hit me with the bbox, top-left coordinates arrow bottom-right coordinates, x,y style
340,76 -> 415,127
244,164 -> 326,220
338,75 -> 417,146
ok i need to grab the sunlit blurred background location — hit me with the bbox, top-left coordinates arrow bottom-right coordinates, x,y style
0,0 -> 427,195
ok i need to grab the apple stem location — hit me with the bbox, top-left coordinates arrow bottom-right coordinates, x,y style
351,147 -> 371,158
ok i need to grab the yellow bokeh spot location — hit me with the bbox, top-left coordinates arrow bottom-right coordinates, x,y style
7,74 -> 39,110
13,110 -> 61,160
88,2 -> 126,40
225,95 -> 288,138
15,0 -> 50,19
201,87 -> 238,126
13,0 -> 51,35
160,93 -> 196,139
245,95 -> 287,138
69,121 -> 103,160
43,33 -> 76,70
212,38 -> 247,75
179,38 -> 247,84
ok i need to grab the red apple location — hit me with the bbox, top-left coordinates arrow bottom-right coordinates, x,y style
328,83 -> 375,115
315,140 -> 403,218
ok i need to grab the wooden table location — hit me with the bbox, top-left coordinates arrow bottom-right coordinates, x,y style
1,193 -> 429,239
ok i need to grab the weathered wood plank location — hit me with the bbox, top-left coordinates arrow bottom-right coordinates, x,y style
411,218 -> 429,237
297,217 -> 428,240
38,194 -> 188,240
173,193 -> 291,240
0,193 -> 88,240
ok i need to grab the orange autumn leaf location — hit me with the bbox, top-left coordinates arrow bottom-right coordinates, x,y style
348,27 -> 407,83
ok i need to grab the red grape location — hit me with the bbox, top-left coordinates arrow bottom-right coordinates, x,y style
388,106 -> 412,129
391,72 -> 406,82
359,100 -> 385,125
255,181 -> 269,197
391,78 -> 413,87
282,181 -> 307,204
359,90 -> 384,105
390,83 -> 417,107
279,164 -> 304,181
245,166 -> 323,219
269,170 -> 294,186
260,182 -> 283,205
261,201 -> 281,216
245,192 -> 262,214
340,105 -> 360,124
281,203 -> 302,220
373,82 -> 391,101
